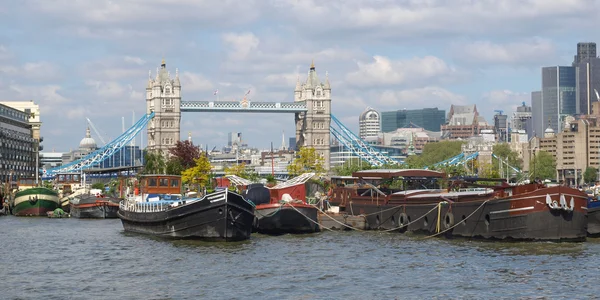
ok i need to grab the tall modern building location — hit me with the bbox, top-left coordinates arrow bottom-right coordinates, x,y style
541,66 -> 577,133
575,57 -> 600,115
358,107 -> 381,139
573,42 -> 597,65
381,108 -> 445,132
531,91 -> 543,137
494,112 -> 508,142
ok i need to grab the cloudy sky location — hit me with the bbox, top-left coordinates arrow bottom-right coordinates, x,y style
1,0 -> 599,152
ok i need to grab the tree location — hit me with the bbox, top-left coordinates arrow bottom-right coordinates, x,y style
584,166 -> 598,184
91,182 -> 105,190
166,158 -> 184,175
404,140 -> 465,168
287,147 -> 326,177
168,140 -> 201,169
492,143 -> 522,175
332,158 -> 373,176
479,162 -> 499,178
265,174 -> 277,186
529,151 -> 556,181
143,150 -> 166,174
181,154 -> 212,193
224,163 -> 248,177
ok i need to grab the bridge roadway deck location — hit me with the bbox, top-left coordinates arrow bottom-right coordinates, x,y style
180,101 -> 307,113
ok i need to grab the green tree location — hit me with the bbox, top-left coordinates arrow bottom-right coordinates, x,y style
224,163 -> 248,177
529,151 -> 556,180
287,147 -> 326,177
404,140 -> 465,168
181,154 -> 212,193
492,143 -> 522,176
584,166 -> 598,184
479,162 -> 500,178
91,182 -> 105,190
143,150 -> 166,174
165,158 -> 184,175
332,158 -> 373,176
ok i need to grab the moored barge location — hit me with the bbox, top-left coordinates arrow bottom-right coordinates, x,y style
329,169 -> 588,241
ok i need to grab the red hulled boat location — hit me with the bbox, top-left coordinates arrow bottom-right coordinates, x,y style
329,169 -> 588,241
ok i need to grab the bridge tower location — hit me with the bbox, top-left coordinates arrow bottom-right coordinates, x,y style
146,59 -> 181,155
294,61 -> 331,169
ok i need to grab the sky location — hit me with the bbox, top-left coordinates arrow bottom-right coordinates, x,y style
1,0 -> 599,153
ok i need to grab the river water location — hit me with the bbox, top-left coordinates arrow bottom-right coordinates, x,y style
0,216 -> 598,300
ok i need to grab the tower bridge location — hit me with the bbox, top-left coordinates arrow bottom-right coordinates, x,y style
44,59 -> 399,178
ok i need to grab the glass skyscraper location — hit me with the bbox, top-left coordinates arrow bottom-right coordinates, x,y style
541,66 -> 577,132
381,108 -> 445,132
575,57 -> 600,115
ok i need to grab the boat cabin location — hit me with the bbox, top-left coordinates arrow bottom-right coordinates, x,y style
330,169 -> 446,209
55,173 -> 82,194
139,174 -> 182,195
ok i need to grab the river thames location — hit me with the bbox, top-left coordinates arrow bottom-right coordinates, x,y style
0,216 -> 598,299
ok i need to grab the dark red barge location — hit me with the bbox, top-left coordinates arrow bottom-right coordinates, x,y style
329,169 -> 588,241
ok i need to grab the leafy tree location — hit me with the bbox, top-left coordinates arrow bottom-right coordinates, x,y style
143,150 -> 166,174
529,151 -> 556,180
181,154 -> 212,192
584,166 -> 598,184
492,143 -> 522,176
404,140 -> 465,168
168,140 -> 201,169
332,158 -> 373,176
287,147 -> 326,177
479,162 -> 500,178
91,182 -> 105,190
224,163 -> 248,177
166,158 -> 184,175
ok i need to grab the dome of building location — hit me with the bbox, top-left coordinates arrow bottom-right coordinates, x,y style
79,127 -> 97,150
544,127 -> 554,134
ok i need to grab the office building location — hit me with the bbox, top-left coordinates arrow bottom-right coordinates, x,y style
573,42 -> 596,65
512,102 -> 533,138
0,103 -> 37,181
575,57 -> 600,115
494,112 -> 508,142
541,66 -> 577,132
441,104 -> 494,139
381,108 -> 445,132
358,107 -> 381,139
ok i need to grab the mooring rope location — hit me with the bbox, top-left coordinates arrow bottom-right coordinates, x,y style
311,205 -> 366,231
285,203 -> 334,232
381,203 -> 441,233
422,200 -> 490,239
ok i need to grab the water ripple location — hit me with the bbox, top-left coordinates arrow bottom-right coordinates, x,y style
1,216 -> 599,299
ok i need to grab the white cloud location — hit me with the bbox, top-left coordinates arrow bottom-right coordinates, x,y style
124,56 -> 146,65
452,38 -> 558,66
271,0 -> 596,40
377,87 -> 467,110
478,89 -> 530,121
0,61 -> 60,81
181,72 -> 214,92
346,56 -> 459,88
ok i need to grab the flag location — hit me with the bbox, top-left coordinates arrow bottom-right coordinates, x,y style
245,89 -> 251,96
213,89 -> 218,95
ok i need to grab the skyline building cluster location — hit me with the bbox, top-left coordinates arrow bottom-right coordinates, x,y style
532,42 -> 600,135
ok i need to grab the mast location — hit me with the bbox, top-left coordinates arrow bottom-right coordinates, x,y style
271,142 -> 274,177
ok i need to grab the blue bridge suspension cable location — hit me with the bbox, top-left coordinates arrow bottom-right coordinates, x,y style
44,112 -> 155,178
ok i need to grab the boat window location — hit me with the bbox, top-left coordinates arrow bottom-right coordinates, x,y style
160,178 -> 169,186
171,179 -> 179,187
148,178 -> 157,187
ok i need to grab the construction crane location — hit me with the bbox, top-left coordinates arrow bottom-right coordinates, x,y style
86,117 -> 107,146
494,109 -> 504,115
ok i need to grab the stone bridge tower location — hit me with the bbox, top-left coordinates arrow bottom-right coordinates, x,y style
295,61 -> 331,169
146,59 -> 181,155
